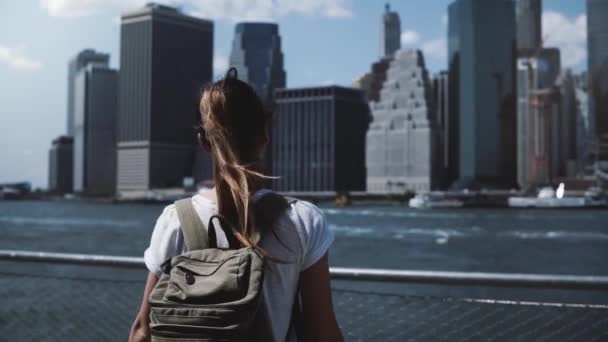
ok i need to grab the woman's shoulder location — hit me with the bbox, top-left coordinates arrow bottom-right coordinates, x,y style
289,199 -> 324,221
282,198 -> 334,270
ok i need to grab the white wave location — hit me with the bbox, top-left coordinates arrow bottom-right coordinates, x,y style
500,230 -> 608,241
0,216 -> 140,228
321,208 -> 466,219
329,224 -> 465,240
329,224 -> 374,237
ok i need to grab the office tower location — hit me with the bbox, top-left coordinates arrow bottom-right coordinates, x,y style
367,49 -> 435,193
66,50 -> 109,137
574,76 -> 592,169
272,86 -> 369,192
432,71 -> 456,189
380,3 -> 401,58
516,49 -> 561,189
447,8 -> 461,187
73,63 -> 118,195
557,71 -> 580,178
448,0 -> 517,189
356,4 -> 401,103
516,0 -> 542,51
587,0 -> 608,155
229,22 -> 286,106
353,58 -> 392,103
117,4 -> 213,192
48,136 -> 73,194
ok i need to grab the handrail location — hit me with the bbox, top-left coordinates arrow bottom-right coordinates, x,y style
2,249 -> 608,291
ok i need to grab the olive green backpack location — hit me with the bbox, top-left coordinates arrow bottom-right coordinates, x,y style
148,194 -> 299,341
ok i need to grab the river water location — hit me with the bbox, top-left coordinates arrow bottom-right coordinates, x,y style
1,200 -> 607,275
1,199 -> 608,305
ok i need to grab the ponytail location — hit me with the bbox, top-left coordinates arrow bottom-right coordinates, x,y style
200,68 -> 275,249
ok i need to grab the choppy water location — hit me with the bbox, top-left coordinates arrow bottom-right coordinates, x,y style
1,200 -> 607,275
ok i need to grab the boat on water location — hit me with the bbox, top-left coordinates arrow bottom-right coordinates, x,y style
409,192 -> 464,209
508,183 -> 607,208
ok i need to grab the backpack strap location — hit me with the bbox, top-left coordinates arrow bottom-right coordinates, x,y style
281,196 -> 303,341
174,198 -> 209,251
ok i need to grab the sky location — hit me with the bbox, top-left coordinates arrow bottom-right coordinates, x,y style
0,0 -> 588,189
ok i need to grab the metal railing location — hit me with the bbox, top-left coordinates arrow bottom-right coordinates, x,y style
2,249 -> 608,291
1,249 -> 608,341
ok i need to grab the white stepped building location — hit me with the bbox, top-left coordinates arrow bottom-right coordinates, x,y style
366,49 -> 435,193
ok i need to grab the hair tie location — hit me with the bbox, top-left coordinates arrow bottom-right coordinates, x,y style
225,67 -> 238,80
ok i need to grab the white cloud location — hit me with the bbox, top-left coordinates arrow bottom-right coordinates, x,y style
421,38 -> 447,60
39,0 -> 138,17
40,0 -> 353,21
213,53 -> 229,78
0,45 -> 43,71
542,11 -> 587,68
401,30 -> 420,45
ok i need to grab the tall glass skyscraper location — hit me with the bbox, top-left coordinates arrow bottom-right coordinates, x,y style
587,0 -> 608,146
66,49 -> 109,137
448,0 -> 517,188
515,0 -> 542,51
380,3 -> 401,58
73,63 -> 118,195
229,22 -> 286,106
116,4 -> 213,192
516,49 -> 561,189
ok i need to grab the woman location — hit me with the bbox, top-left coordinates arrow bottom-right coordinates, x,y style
129,68 -> 343,342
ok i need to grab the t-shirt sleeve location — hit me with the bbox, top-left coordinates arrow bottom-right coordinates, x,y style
295,201 -> 335,270
143,204 -> 182,277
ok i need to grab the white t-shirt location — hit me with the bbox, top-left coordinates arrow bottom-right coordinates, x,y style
143,189 -> 334,342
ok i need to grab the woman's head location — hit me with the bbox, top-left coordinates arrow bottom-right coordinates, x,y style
200,68 -> 269,162
198,68 -> 271,247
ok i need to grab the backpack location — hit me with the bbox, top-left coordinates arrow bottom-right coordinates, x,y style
148,193 -> 300,341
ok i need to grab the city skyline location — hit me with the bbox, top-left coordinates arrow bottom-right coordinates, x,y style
0,1 -> 589,188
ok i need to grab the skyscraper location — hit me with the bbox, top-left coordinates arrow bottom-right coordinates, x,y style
432,71 -> 455,189
272,86 -> 369,192
116,4 -> 213,192
73,63 -> 118,195
516,0 -> 542,51
229,22 -> 286,106
557,71 -> 581,177
66,50 -> 109,137
355,4 -> 401,103
353,58 -> 392,103
587,0 -> 608,151
516,49 -> 561,189
448,0 -> 517,189
366,49 -> 435,193
574,74 -> 592,169
48,136 -> 73,194
380,3 -> 401,58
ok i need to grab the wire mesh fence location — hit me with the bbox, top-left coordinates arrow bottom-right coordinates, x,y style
1,263 -> 607,341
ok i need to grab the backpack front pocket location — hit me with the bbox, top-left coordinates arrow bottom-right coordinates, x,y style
163,254 -> 251,304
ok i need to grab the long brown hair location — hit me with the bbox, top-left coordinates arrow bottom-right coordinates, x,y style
199,68 -> 273,248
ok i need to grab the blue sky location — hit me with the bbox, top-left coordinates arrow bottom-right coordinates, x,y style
0,0 -> 588,188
